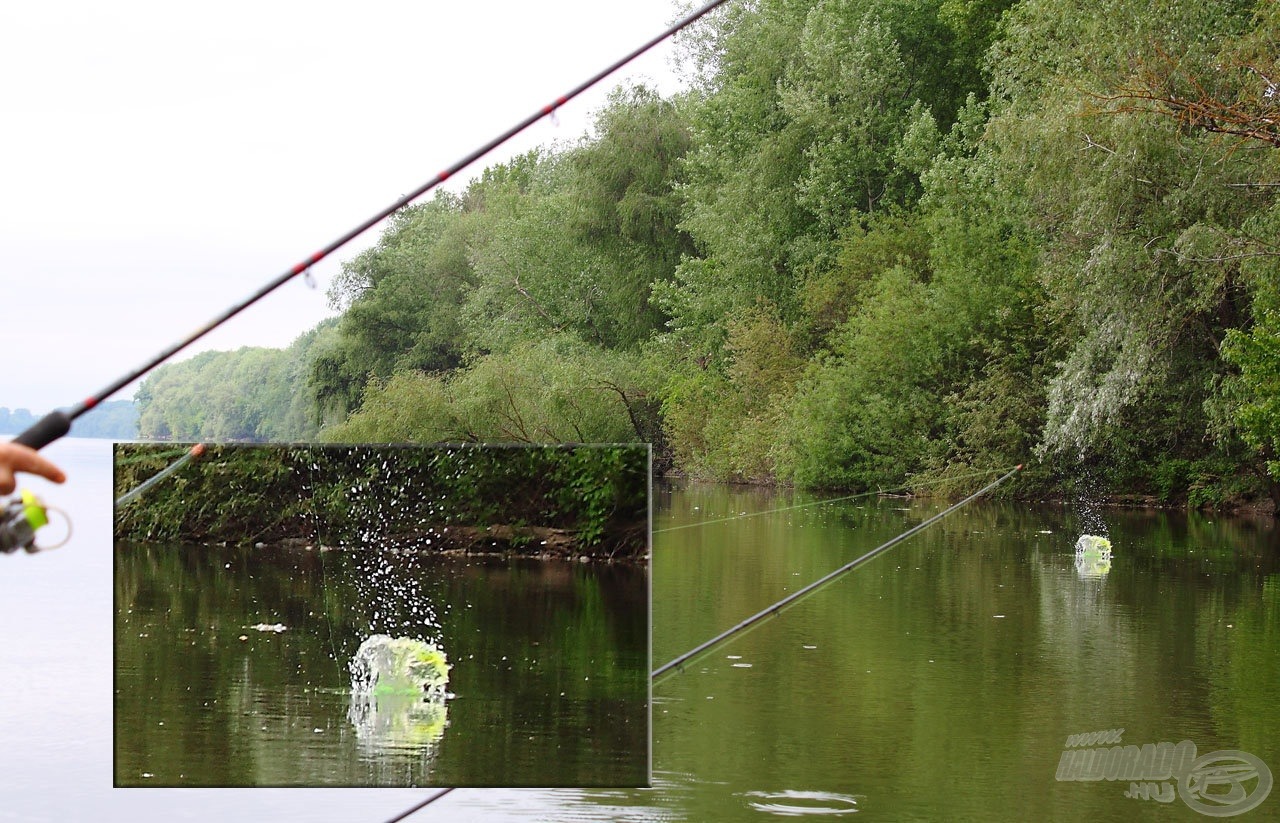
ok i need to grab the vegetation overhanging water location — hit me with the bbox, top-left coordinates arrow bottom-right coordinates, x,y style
124,0 -> 1280,514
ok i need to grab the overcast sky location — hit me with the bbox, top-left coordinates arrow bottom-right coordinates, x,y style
0,0 -> 690,416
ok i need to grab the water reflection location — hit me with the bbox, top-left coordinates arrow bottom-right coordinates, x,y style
432,484 -> 1279,822
348,692 -> 449,759
348,634 -> 452,761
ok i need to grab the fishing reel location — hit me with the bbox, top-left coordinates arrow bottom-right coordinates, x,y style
0,490 -> 70,554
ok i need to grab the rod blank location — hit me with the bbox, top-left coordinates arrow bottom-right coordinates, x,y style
15,0 -> 735,455
652,465 -> 1023,681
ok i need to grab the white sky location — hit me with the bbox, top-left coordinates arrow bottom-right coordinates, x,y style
0,0 -> 691,416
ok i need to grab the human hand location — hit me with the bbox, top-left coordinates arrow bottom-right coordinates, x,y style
0,442 -> 66,495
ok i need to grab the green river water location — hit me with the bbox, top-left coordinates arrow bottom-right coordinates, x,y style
3,440 -> 1278,821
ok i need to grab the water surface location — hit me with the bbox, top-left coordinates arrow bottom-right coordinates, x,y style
2,441 -> 1277,821
436,481 -> 1279,821
114,541 -> 648,787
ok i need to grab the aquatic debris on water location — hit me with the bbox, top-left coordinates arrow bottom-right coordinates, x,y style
248,623 -> 287,633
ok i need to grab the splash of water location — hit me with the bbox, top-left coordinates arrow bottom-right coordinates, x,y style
349,634 -> 451,699
1074,534 -> 1112,557
1071,466 -> 1109,537
1074,534 -> 1113,579
347,634 -> 452,758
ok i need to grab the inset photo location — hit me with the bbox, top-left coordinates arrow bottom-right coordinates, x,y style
113,443 -> 649,788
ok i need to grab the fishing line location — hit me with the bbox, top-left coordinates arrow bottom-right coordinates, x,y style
34,504 -> 72,550
303,444 -> 349,686
650,465 -> 1023,684
655,465 -> 1019,533
385,465 -> 1021,821
10,0 -> 737,457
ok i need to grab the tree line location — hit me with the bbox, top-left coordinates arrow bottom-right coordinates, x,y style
0,402 -> 138,439
135,0 -> 1280,509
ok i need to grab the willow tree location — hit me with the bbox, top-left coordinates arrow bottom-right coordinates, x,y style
986,0 -> 1268,500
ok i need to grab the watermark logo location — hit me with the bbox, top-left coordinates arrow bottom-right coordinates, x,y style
1056,730 -> 1272,817
1181,751 -> 1273,817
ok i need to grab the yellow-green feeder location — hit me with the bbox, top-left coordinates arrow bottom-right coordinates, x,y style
350,634 -> 451,698
1074,534 -> 1112,577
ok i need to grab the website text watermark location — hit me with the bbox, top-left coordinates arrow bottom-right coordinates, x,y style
1056,729 -> 1272,817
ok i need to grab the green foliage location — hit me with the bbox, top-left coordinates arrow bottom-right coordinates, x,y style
797,213 -> 929,350
320,333 -> 649,446
977,0 -> 1273,501
659,303 -> 803,482
566,86 -> 696,335
313,192 -> 477,419
137,323 -> 330,441
124,0 -> 1280,508
666,0 -> 1014,352
114,443 -> 648,555
1223,261 -> 1280,484
781,267 -> 942,489
114,444 -> 308,542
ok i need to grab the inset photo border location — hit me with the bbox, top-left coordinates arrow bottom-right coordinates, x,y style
113,443 -> 650,788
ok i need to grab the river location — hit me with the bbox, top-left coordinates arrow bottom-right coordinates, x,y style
1,439 -> 1276,821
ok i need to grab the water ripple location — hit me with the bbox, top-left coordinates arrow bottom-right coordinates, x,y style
742,790 -> 862,816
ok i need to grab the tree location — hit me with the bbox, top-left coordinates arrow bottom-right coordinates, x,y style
136,326 -> 328,441
984,0 -> 1267,500
320,333 -> 651,446
313,191 -> 476,417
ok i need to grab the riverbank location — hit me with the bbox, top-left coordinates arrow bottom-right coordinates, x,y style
657,467 -> 1279,518
114,443 -> 649,560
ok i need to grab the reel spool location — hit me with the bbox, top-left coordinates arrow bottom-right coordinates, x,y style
0,490 -> 71,554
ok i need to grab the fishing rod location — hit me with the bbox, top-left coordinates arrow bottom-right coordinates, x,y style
384,789 -> 456,823
115,443 -> 206,508
10,0 -> 736,457
387,464 -> 1022,822
651,464 -> 1023,683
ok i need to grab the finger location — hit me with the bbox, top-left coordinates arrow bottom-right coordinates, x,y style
0,466 -> 14,495
0,443 -> 66,485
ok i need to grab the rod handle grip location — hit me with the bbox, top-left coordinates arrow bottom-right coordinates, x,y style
12,410 -> 72,450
